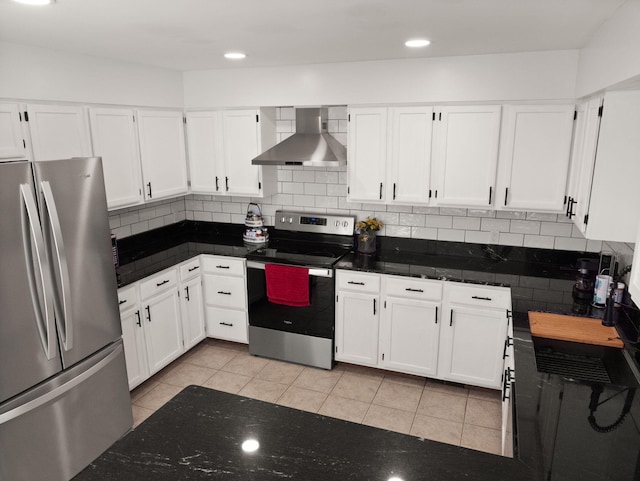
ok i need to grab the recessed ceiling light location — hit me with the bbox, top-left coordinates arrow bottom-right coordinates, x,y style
405,39 -> 431,48
12,0 -> 53,5
224,52 -> 247,60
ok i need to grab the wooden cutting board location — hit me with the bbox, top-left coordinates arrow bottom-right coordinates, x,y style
528,311 -> 623,348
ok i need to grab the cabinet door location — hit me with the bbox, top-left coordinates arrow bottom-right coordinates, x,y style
0,103 -> 26,159
432,105 -> 501,207
438,305 -> 508,389
26,104 -> 92,161
388,106 -> 433,204
335,291 -> 380,366
143,290 -> 184,375
180,277 -> 206,350
347,107 -> 387,202
185,111 -> 224,194
136,110 -> 188,201
496,105 -> 574,211
120,307 -> 149,390
89,107 -> 143,209
380,296 -> 440,376
221,109 -> 263,196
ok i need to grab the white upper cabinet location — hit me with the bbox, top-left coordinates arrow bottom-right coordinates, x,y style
26,104 -> 93,161
387,106 -> 434,205
185,111 -> 224,194
496,104 -> 574,211
432,105 -> 501,208
347,107 -> 388,203
578,91 -> 640,242
136,109 -> 188,201
221,108 -> 277,197
89,107 -> 144,210
0,103 -> 26,159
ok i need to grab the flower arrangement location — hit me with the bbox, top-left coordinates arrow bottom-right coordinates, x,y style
356,216 -> 383,234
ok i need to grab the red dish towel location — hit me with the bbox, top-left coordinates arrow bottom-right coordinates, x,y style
265,264 -> 310,307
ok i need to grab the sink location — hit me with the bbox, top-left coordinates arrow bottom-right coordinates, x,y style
532,336 -> 639,387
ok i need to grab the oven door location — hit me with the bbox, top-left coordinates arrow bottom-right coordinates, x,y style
246,261 -> 334,339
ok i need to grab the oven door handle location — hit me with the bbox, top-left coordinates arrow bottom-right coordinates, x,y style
246,261 -> 333,278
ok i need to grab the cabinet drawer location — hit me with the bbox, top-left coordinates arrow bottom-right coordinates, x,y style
139,268 -> 178,300
206,307 -> 248,343
445,284 -> 511,309
336,271 -> 381,293
201,255 -> 245,276
204,274 -> 247,309
179,257 -> 202,281
384,275 -> 442,301
117,285 -> 138,312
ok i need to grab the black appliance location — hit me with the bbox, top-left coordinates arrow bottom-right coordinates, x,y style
572,258 -> 598,314
246,210 -> 355,369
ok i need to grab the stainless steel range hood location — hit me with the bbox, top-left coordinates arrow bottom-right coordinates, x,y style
252,107 -> 347,167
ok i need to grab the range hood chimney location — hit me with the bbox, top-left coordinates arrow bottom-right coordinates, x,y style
251,107 -> 347,167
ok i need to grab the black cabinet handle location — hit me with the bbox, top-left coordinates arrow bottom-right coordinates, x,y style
188,266 -> 200,272
502,337 -> 514,359
156,279 -> 169,287
348,281 -> 365,285
215,176 -> 219,191
504,187 -> 509,206
471,295 -> 492,301
217,291 -> 232,295
379,182 -> 383,200
565,196 -> 572,217
225,176 -> 229,191
488,186 -> 492,205
502,371 -> 511,402
405,288 -> 424,293
219,322 -> 234,327
373,298 -> 377,315
145,305 -> 151,323
118,299 -> 127,305
147,182 -> 152,198
135,310 -> 141,327
393,183 -> 396,200
185,286 -> 190,301
449,310 -> 453,327
435,306 -> 438,324
568,199 -> 576,218
216,265 -> 230,269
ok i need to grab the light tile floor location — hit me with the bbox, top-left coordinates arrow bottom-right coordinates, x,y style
130,339 -> 505,456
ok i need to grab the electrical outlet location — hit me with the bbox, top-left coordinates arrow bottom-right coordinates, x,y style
490,231 -> 499,243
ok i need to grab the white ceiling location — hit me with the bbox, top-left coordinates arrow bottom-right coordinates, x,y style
0,0 -> 628,72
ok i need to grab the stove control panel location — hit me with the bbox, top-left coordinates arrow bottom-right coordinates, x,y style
275,210 -> 355,236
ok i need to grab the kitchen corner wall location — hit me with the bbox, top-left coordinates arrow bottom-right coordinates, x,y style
109,106 -> 605,253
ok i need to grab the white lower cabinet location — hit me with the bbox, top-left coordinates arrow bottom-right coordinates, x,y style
179,258 -> 206,350
438,283 -> 511,389
336,269 -> 511,390
118,285 -> 148,390
202,255 -> 248,343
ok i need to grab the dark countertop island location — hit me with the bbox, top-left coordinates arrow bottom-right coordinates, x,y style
96,220 -> 640,480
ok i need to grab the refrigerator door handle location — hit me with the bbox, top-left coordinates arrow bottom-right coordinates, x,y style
0,343 -> 123,425
19,183 -> 57,361
40,180 -> 74,352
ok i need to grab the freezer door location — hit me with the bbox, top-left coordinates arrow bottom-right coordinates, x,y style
0,162 -> 62,404
33,157 -> 122,368
0,340 -> 133,481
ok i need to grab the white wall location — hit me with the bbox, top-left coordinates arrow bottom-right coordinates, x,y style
576,0 -> 640,97
0,41 -> 184,107
184,50 -> 579,108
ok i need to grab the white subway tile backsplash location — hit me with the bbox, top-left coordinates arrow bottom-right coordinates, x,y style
510,220 -> 541,235
193,211 -> 213,222
586,239 -> 603,252
279,107 -> 295,121
413,206 -> 440,214
498,233 -> 524,247
315,171 -> 339,184
327,119 -> 340,133
411,227 -> 438,239
465,230 -> 493,244
523,235 -> 554,249
527,212 -> 558,221
292,170 -> 316,183
277,169 -> 293,182
131,221 -> 149,235
211,212 -> 231,223
328,106 -> 347,120
467,209 -> 496,218
385,225 -> 412,237
554,237 -> 587,251
496,210 -> 526,219
437,229 -> 465,242
304,183 -> 327,196
293,194 -> 315,207
148,217 -> 165,231
439,207 -> 467,216
452,216 -> 480,230
386,204 -> 413,213
540,222 -> 573,237
327,184 -> 347,197
400,213 -> 427,227
315,196 -> 338,208
425,214 -> 452,229
282,182 -> 305,194
222,202 -> 243,214
480,218 -> 510,232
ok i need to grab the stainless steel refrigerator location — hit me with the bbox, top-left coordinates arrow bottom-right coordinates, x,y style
0,157 -> 133,481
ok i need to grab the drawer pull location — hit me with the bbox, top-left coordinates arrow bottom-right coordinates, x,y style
217,291 -> 232,295
156,279 -> 170,287
348,281 -> 365,285
449,310 -> 453,327
185,286 -> 190,301
216,265 -> 230,269
118,299 -> 127,305
188,266 -> 200,272
219,322 -> 234,327
434,306 -> 438,324
145,305 -> 151,323
471,295 -> 492,301
373,298 -> 377,315
135,310 -> 141,327
405,288 -> 424,293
